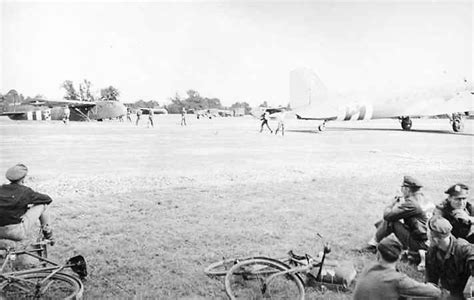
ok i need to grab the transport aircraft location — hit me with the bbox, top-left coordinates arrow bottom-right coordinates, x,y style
195,108 -> 232,118
139,107 -> 168,115
289,68 -> 473,132
251,106 -> 289,120
0,90 -> 127,121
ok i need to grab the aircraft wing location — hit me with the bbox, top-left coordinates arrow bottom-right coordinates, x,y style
34,99 -> 97,108
139,107 -> 168,114
1,111 -> 26,116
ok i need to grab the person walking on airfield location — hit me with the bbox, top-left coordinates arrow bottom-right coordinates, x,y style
0,164 -> 54,242
62,106 -> 70,125
259,111 -> 272,133
136,109 -> 142,126
425,216 -> 474,299
126,108 -> 132,122
353,237 -> 441,300
274,111 -> 285,136
147,109 -> 154,128
181,107 -> 187,126
433,183 -> 474,243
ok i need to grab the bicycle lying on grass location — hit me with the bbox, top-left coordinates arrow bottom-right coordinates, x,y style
0,237 -> 87,299
205,242 -> 356,299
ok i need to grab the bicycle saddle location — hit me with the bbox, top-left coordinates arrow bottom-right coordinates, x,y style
288,250 -> 311,261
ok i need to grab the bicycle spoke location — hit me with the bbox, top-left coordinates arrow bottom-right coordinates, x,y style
0,272 -> 83,299
225,259 -> 304,300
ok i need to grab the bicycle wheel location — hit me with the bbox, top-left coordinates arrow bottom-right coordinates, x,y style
205,258 -> 241,277
205,256 -> 289,277
225,258 -> 305,300
0,271 -> 84,299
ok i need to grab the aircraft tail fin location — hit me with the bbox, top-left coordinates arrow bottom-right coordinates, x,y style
289,68 -> 328,109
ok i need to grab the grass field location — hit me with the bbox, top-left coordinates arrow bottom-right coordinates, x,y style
0,115 -> 473,299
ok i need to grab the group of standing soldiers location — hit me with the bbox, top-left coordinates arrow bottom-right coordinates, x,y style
355,176 -> 473,300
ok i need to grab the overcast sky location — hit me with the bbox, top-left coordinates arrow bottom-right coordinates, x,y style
1,1 -> 472,106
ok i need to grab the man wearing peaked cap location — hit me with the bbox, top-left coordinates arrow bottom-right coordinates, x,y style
365,176 -> 431,270
354,236 -> 440,300
0,164 -> 54,243
402,175 -> 423,189
433,183 -> 473,243
426,216 -> 474,299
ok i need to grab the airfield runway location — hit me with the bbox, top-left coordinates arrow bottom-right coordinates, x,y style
0,115 -> 473,299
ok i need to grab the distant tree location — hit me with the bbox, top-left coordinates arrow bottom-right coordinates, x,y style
61,80 -> 79,100
100,86 -> 120,101
134,99 -> 160,108
165,90 -> 224,113
79,79 -> 94,102
258,101 -> 268,108
204,97 -> 222,109
230,101 -> 252,115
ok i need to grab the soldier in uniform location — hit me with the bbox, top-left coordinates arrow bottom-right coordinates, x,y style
181,107 -> 187,126
63,106 -> 70,124
365,176 -> 430,268
354,237 -> 440,300
136,109 -> 142,126
147,109 -> 154,128
0,164 -> 54,242
259,111 -> 272,133
426,217 -> 474,299
433,184 -> 473,243
274,111 -> 285,136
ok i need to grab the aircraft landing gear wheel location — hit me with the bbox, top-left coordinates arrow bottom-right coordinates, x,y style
318,123 -> 326,132
452,118 -> 464,132
401,117 -> 412,130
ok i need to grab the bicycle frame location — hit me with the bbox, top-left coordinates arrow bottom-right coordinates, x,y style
265,245 -> 329,289
1,241 -> 87,282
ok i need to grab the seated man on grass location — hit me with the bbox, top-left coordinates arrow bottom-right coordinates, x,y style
354,236 -> 441,300
365,176 -> 430,269
0,164 -> 53,243
426,216 -> 474,300
434,183 -> 473,243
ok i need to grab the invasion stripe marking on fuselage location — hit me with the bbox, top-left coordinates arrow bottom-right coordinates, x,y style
357,106 -> 366,120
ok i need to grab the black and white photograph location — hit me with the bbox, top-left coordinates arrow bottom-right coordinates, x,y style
0,0 -> 473,299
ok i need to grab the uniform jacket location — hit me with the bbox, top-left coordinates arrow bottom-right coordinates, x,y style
435,199 -> 473,240
383,194 -> 428,241
426,236 -> 474,297
353,262 -> 440,300
0,183 -> 52,226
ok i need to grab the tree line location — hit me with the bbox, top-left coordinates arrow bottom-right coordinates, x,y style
1,79 -> 270,115
61,79 -> 119,102
128,90 -> 254,115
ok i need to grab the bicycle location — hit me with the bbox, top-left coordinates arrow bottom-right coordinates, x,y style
0,237 -> 87,299
206,243 -> 356,299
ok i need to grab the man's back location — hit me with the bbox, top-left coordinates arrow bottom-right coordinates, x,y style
0,184 -> 52,226
353,262 -> 440,300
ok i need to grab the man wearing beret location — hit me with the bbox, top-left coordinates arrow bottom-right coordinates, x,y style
433,184 -> 473,243
0,164 -> 53,242
354,236 -> 441,300
366,176 -> 430,265
426,216 -> 474,299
